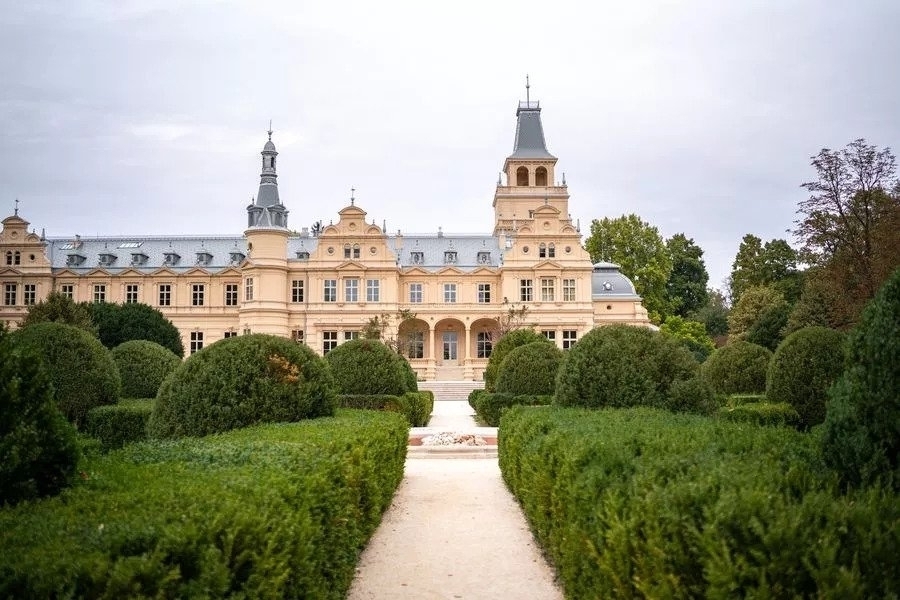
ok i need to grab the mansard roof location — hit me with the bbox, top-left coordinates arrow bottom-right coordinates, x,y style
390,235 -> 503,271
508,101 -> 555,160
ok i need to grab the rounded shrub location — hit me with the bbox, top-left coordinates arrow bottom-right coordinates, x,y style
148,334 -> 336,439
666,376 -> 722,415
13,322 -> 121,427
111,340 -> 181,399
484,329 -> 548,392
90,302 -> 184,357
496,341 -> 564,396
555,324 -> 698,409
396,353 -> 418,392
766,326 -> 846,429
1,334 -> 80,506
700,341 -> 772,395
325,339 -> 413,396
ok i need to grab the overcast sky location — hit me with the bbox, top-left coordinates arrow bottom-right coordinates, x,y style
2,0 -> 898,289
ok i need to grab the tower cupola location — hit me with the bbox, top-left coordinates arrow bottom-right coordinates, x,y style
247,125 -> 288,229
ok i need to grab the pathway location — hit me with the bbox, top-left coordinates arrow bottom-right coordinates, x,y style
347,400 -> 563,600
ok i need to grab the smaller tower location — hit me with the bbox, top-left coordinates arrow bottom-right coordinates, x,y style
247,126 -> 288,229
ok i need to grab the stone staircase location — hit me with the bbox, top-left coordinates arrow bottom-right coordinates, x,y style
419,380 -> 485,401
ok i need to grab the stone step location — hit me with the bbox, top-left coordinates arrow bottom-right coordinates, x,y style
419,380 -> 485,401
406,446 -> 498,459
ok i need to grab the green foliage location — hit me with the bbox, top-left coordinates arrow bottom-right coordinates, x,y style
665,376 -> 722,415
89,302 -> 184,357
337,392 -> 432,427
397,353 -> 419,392
729,234 -> 801,304
692,288 -> 730,338
728,284 -> 788,339
718,401 -> 800,427
784,272 -> 838,334
0,411 -> 407,598
767,327 -> 846,429
483,329 -> 547,392
84,399 -> 154,451
660,315 -> 715,362
585,214 -> 673,322
110,340 -> 181,399
665,233 -> 709,317
499,406 -> 899,599
468,388 -> 488,410
496,341 -> 563,396
473,392 -> 552,427
149,334 -> 336,439
822,267 -> 900,489
12,322 -> 121,427
0,336 -> 80,506
555,324 -> 697,409
701,340 -> 772,395
325,339 -> 414,396
18,291 -> 96,335
744,300 -> 791,351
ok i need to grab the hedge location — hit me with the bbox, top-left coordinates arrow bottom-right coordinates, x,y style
325,339 -> 414,396
473,392 -> 551,426
717,401 -> 800,427
701,340 -> 772,395
484,329 -> 548,392
84,399 -> 155,451
468,388 -> 488,411
495,342 -> 563,396
338,392 -> 433,427
0,410 -> 407,599
499,406 -> 899,599
110,340 -> 181,399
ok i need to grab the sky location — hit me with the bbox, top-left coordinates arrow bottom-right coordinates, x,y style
1,0 -> 898,290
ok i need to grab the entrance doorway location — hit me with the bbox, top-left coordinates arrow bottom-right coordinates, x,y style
442,332 -> 458,362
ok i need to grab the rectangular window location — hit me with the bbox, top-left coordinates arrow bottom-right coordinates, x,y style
323,331 -> 338,354
59,284 -> 74,300
444,251 -> 457,264
324,279 -> 336,302
540,278 -> 555,302
366,279 -> 380,302
244,279 -> 253,302
407,331 -> 424,359
476,332 -> 493,358
409,283 -> 423,304
158,284 -> 171,306
291,329 -> 304,343
344,278 -> 359,302
291,280 -> 304,303
125,284 -> 139,304
563,278 -> 576,302
344,331 -> 359,341
563,330 -> 577,350
520,279 -> 533,302
191,284 -> 205,306
190,331 -> 204,354
23,284 -> 36,306
225,283 -> 239,306
3,283 -> 16,306
443,283 -> 457,303
542,330 -> 556,342
224,331 -> 238,339
93,284 -> 106,303
410,251 -> 424,264
477,283 -> 491,304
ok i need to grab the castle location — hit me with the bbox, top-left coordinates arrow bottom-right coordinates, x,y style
1,92 -> 649,381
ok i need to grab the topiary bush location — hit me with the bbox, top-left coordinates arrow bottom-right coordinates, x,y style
325,339 -> 413,396
89,302 -> 184,357
474,392 -> 552,426
12,322 -> 121,427
496,341 -> 563,396
700,341 -> 772,395
665,376 -> 722,415
396,353 -> 418,392
484,329 -> 548,392
110,340 -> 181,399
148,334 -> 336,439
822,267 -> 900,489
84,399 -> 155,451
766,326 -> 846,430
555,324 -> 698,409
0,334 -> 80,506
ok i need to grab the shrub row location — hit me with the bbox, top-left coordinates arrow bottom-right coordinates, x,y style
472,392 -> 552,426
338,392 -> 433,427
717,401 -> 800,427
84,399 -> 155,451
0,410 -> 408,599
499,406 -> 899,599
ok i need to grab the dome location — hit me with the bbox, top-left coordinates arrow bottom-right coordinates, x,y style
591,262 -> 640,299
263,139 -> 276,152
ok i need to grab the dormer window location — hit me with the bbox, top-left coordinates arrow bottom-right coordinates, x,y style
196,252 -> 213,266
98,253 -> 117,267
295,251 -> 310,260
66,253 -> 86,267
444,251 -> 457,264
410,251 -> 424,264
164,252 -> 181,266
230,251 -> 246,264
131,252 -> 149,266
477,251 -> 491,265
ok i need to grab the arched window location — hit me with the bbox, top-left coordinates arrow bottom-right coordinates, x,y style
344,244 -> 352,259
535,166 -> 548,186
13,251 -> 20,265
516,166 -> 529,186
4,251 -> 11,265
353,244 -> 361,259
538,243 -> 547,258
548,243 -> 555,258
271,156 -> 276,169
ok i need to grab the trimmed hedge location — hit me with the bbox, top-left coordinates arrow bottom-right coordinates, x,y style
84,399 -> 155,451
496,342 -> 563,396
665,376 -> 721,415
484,329 -> 548,392
701,340 -> 772,395
12,322 -> 121,427
325,339 -> 414,396
767,326 -> 846,430
555,324 -> 698,409
337,392 -> 433,427
89,301 -> 185,357
111,340 -> 181,399
499,406 -> 899,599
718,401 -> 800,427
0,410 -> 407,598
473,392 -> 551,426
149,334 -> 336,439
468,388 -> 488,411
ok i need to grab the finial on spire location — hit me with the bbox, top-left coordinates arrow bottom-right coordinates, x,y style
562,172 -> 567,186
350,187 -> 355,206
525,74 -> 530,104
14,197 -> 19,216
267,120 -> 273,141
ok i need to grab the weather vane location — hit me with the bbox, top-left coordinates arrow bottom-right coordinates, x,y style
267,119 -> 273,141
526,74 -> 530,104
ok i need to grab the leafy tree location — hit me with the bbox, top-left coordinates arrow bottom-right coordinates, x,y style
784,270 -> 838,335
797,139 -> 900,325
729,235 -> 801,304
88,302 -> 184,357
665,233 -> 709,317
692,288 -> 729,338
585,214 -> 672,322
727,285 -> 788,339
660,315 -> 715,362
19,291 -> 96,335
362,309 -> 417,355
745,302 -> 791,351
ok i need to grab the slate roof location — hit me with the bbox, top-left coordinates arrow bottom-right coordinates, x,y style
509,101 -> 555,159
389,235 -> 503,271
591,262 -> 641,300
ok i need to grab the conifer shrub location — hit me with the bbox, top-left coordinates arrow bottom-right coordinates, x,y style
822,267 -> 900,489
700,340 -> 772,395
12,322 -> 121,427
665,376 -> 722,415
766,326 -> 846,429
0,334 -> 80,506
84,399 -> 154,451
554,324 -> 698,409
325,339 -> 412,396
110,340 -> 181,399
484,329 -> 548,392
148,334 -> 336,438
496,341 -> 563,396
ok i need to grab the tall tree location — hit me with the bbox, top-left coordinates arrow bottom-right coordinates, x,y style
585,214 -> 672,322
694,288 -> 730,339
665,233 -> 709,317
727,285 -> 788,340
19,291 -> 97,335
729,234 -> 800,303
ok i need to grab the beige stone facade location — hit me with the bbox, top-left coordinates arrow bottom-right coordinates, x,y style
0,97 -> 649,380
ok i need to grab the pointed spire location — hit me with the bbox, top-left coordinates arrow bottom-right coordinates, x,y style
525,74 -> 530,104
267,119 -> 273,141
510,78 -> 554,159
14,197 -> 19,216
247,130 -> 288,229
350,187 -> 355,206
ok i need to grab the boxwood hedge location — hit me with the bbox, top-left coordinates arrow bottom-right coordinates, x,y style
701,340 -> 772,395
484,329 -> 548,392
325,339 -> 414,396
338,391 -> 433,427
473,392 -> 551,426
111,340 -> 181,399
495,341 -> 563,397
84,399 -> 155,451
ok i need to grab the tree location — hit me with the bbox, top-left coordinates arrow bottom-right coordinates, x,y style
362,309 -> 417,354
585,214 -> 672,322
660,315 -> 715,362
492,302 -> 530,339
797,139 -> 900,324
729,235 -> 801,304
692,288 -> 729,339
89,302 -> 184,357
727,285 -> 788,339
665,233 -> 709,317
784,270 -> 839,335
19,291 -> 96,335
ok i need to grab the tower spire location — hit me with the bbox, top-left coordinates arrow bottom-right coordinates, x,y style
267,120 -> 273,141
526,74 -> 530,105
14,198 -> 19,216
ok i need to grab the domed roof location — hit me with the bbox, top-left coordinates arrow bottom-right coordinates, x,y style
263,139 -> 276,152
591,262 -> 640,299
